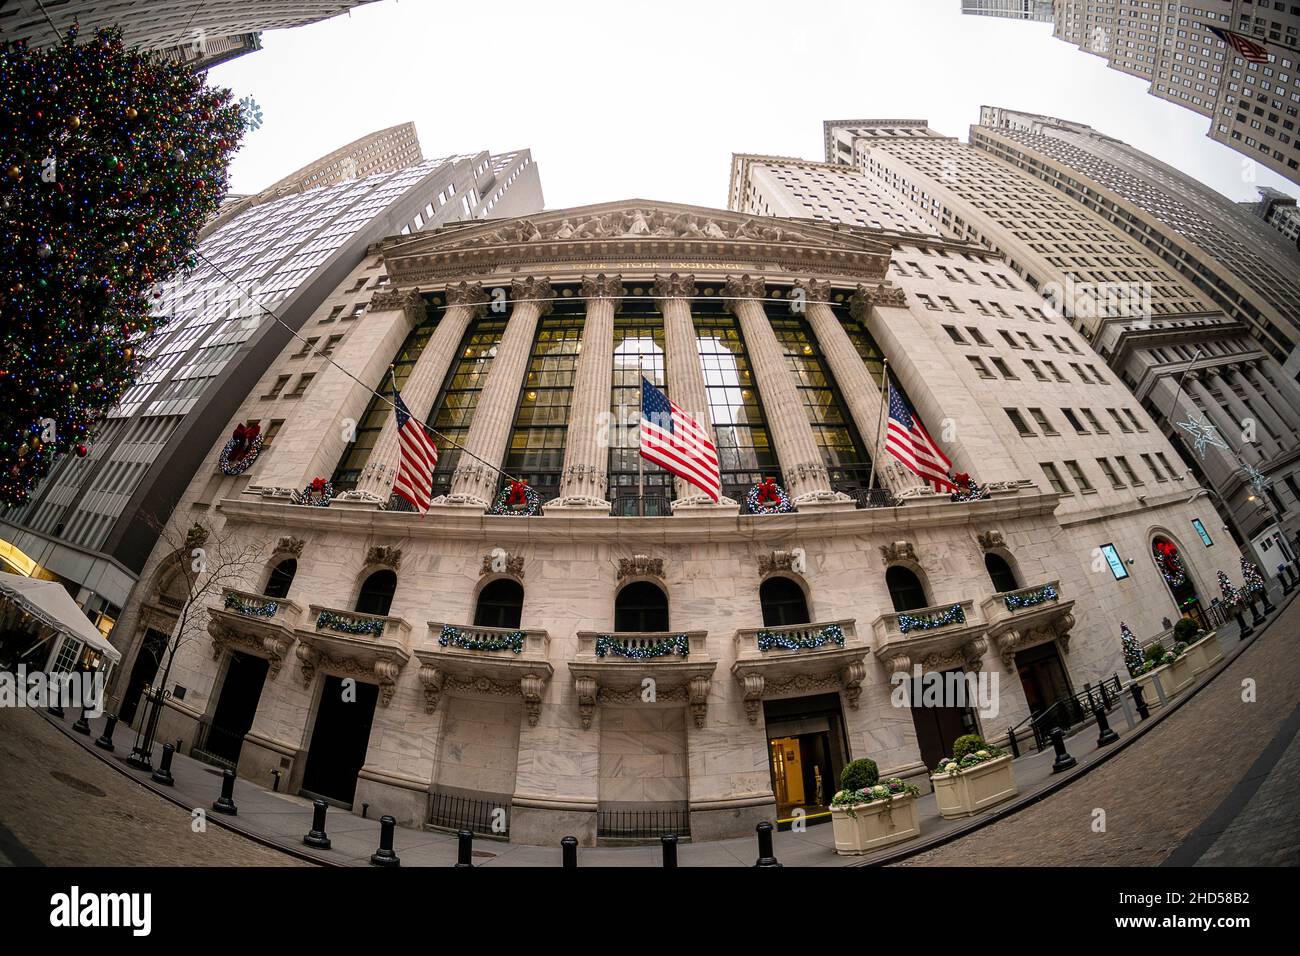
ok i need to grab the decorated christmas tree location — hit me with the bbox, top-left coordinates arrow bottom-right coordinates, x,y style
1217,570 -> 1239,608
1,28 -> 244,506
1240,557 -> 1265,595
1119,622 -> 1144,677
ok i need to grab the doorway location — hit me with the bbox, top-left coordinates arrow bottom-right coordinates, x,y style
300,675 -> 379,807
1014,641 -> 1072,722
909,669 -> 979,769
1153,538 -> 1205,627
120,628 -> 168,726
204,651 -> 269,766
763,693 -> 848,820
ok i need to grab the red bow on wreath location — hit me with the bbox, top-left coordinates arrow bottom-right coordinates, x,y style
230,421 -> 260,454
757,477 -> 779,504
310,477 -> 326,493
507,481 -> 529,507
952,472 -> 972,488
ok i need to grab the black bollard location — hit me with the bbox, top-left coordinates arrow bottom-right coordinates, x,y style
1048,727 -> 1077,774
1249,597 -> 1264,626
661,833 -> 678,868
561,835 -> 578,868
454,830 -> 473,868
1006,726 -> 1020,759
370,816 -> 400,867
150,742 -> 176,786
46,702 -> 65,718
1093,702 -> 1119,747
212,768 -> 238,815
754,821 -> 782,868
1236,607 -> 1254,640
71,705 -> 92,735
1130,682 -> 1149,721
1099,678 -> 1113,711
94,714 -> 118,751
1262,590 -> 1276,614
303,800 -> 331,850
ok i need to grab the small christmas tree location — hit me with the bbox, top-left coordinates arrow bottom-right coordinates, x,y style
1240,557 -> 1265,595
1217,570 -> 1239,608
1119,622 -> 1144,677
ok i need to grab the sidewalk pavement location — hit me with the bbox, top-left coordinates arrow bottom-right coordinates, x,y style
37,581 -> 1292,867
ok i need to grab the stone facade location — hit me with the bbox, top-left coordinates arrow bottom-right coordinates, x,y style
108,200 -> 1241,846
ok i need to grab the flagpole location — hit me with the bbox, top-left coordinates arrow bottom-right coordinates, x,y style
637,356 -> 645,514
867,358 -> 888,492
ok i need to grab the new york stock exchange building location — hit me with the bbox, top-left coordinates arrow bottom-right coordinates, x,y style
107,200 -> 1238,845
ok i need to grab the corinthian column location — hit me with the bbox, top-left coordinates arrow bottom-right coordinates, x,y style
653,273 -> 737,510
1208,367 -> 1283,460
1187,372 -> 1261,466
797,280 -> 927,498
351,282 -> 488,503
550,274 -> 622,510
724,275 -> 848,510
441,277 -> 553,509
1232,363 -> 1296,453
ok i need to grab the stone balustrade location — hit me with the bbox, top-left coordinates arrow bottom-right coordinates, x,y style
206,588 -> 305,680
569,630 -> 715,729
293,606 -> 413,707
413,622 -> 553,725
731,619 -> 868,723
979,581 -> 1076,672
871,599 -> 988,676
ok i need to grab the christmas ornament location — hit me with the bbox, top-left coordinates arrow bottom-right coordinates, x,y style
489,480 -> 540,516
745,477 -> 793,514
1153,540 -> 1187,587
218,421 -> 263,475
292,477 -> 333,507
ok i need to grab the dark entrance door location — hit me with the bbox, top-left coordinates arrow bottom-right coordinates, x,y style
909,670 -> 979,769
205,651 -> 269,765
763,693 -> 848,820
300,675 -> 379,807
120,628 -> 168,726
1015,641 -> 1072,721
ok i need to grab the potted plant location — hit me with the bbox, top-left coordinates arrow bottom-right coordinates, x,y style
1177,621 -> 1222,676
930,734 -> 1018,819
1132,642 -> 1193,706
829,758 -> 921,855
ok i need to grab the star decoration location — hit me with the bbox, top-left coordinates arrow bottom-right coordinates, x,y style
1175,413 -> 1229,459
239,96 -> 264,132
1241,462 -> 1270,494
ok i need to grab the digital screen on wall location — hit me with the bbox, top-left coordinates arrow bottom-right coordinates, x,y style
1100,543 -> 1129,580
1192,518 -> 1213,547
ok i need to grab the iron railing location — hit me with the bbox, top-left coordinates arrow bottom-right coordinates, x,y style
1010,674 -> 1124,753
612,495 -> 672,517
853,488 -> 900,509
191,720 -> 241,771
428,791 -> 510,838
596,808 -> 691,841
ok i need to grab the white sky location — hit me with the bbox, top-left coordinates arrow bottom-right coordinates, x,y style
211,0 -> 1299,211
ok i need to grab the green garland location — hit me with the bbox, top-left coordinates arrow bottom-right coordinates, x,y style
757,622 -> 845,652
224,592 -> 278,618
1004,583 -> 1058,611
316,610 -> 385,636
594,633 -> 689,659
897,603 -> 965,634
439,623 -> 524,654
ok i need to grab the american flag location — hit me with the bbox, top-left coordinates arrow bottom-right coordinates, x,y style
392,389 -> 438,513
639,377 -> 722,503
1209,26 -> 1271,64
884,380 -> 955,493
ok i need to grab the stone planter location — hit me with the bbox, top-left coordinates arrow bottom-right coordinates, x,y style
1183,633 -> 1222,676
1135,654 -> 1194,707
930,754 -> 1018,819
830,792 -> 920,854
1133,667 -> 1165,711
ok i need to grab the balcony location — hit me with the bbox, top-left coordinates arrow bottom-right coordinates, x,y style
206,588 -> 303,680
871,599 -> 988,675
293,605 -> 413,706
979,581 -> 1076,671
731,620 -> 868,723
414,623 -> 554,726
569,631 -> 715,729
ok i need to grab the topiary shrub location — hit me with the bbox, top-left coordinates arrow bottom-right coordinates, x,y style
951,734 -> 987,761
840,758 -> 879,793
1172,618 -> 1198,643
1145,643 -> 1167,666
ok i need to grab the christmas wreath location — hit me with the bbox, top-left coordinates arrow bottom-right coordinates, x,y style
949,472 -> 989,502
745,477 -> 794,514
1153,541 -> 1186,587
218,421 -> 263,476
489,480 -> 540,517
293,477 -> 333,507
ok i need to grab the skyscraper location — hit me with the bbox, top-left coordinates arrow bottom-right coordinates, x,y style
0,139 -> 543,636
0,1 -> 377,69
966,2 -> 1300,188
1240,185 -> 1300,247
732,118 -> 1300,563
961,1 -> 1054,22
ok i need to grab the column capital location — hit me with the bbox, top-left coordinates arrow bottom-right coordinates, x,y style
723,274 -> 767,312
581,273 -> 624,309
793,278 -> 833,303
511,276 -> 554,315
652,272 -> 696,302
850,282 -> 907,317
444,280 -> 489,315
368,287 -> 426,323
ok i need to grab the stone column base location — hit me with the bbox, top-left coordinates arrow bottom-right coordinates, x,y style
354,766 -> 431,827
428,494 -> 490,513
793,493 -> 857,514
688,794 -> 778,842
672,496 -> 740,516
509,796 -> 598,846
543,497 -> 612,513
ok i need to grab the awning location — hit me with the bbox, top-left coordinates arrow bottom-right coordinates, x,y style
0,571 -> 122,664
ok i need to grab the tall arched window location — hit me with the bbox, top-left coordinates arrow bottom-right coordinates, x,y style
355,569 -> 397,617
984,554 -> 1019,594
760,577 -> 810,627
885,566 -> 928,613
614,581 -> 669,632
264,559 -> 297,599
474,579 -> 524,630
